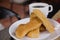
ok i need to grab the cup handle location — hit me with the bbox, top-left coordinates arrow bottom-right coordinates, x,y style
48,5 -> 53,12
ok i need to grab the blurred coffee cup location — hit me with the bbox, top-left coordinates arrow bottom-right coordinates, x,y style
29,3 -> 53,17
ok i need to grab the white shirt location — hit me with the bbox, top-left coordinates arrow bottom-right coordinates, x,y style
0,23 -> 5,31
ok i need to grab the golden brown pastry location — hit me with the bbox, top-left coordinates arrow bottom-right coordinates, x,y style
15,17 -> 42,38
30,13 -> 36,19
15,24 -> 25,38
27,28 -> 40,38
33,9 -> 54,33
30,13 -> 46,32
27,13 -> 41,38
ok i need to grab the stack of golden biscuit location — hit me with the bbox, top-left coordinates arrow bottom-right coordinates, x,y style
15,9 -> 54,38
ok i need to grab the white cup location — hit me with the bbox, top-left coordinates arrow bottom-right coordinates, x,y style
29,3 -> 53,17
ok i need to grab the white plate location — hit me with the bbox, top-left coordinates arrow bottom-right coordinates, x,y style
9,18 -> 60,40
